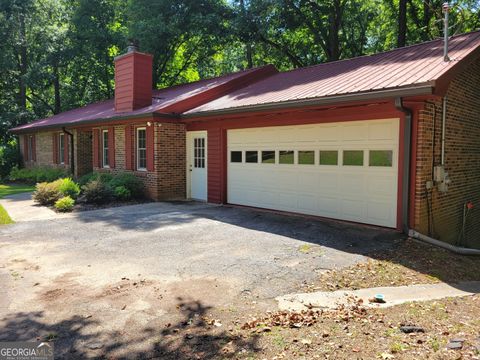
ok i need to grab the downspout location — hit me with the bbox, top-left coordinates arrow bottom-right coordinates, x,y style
394,97 -> 412,233
62,127 -> 75,177
409,229 -> 480,255
441,96 -> 447,165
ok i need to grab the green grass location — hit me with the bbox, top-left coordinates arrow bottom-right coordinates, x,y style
0,184 -> 35,199
0,183 -> 35,225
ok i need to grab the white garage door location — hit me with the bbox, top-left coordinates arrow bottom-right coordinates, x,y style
227,119 -> 399,227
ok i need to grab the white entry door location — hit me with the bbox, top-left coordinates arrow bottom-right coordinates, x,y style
227,119 -> 399,227
187,131 -> 207,201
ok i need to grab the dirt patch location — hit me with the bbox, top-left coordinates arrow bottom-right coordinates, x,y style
304,238 -> 480,292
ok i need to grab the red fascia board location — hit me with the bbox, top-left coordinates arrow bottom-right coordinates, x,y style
159,65 -> 278,114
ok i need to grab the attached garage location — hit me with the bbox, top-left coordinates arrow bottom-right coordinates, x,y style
226,119 -> 399,227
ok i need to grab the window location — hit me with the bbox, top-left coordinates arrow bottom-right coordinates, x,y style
261,151 -> 275,164
193,137 -> 205,168
343,150 -> 364,166
27,136 -> 34,161
319,150 -> 338,165
230,151 -> 242,163
137,128 -> 147,170
369,150 -> 393,167
298,151 -> 315,165
245,151 -> 258,163
102,130 -> 109,168
279,150 -> 294,164
59,133 -> 65,164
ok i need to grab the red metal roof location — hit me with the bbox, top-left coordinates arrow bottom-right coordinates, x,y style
186,30 -> 480,115
11,65 -> 276,132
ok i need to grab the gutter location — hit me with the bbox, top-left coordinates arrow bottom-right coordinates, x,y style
62,127 -> 75,176
394,97 -> 413,233
181,84 -> 434,119
409,229 -> 480,255
10,111 -> 179,135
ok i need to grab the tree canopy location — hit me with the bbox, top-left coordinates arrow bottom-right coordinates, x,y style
0,0 -> 479,142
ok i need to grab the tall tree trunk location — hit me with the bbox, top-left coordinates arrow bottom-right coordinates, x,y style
423,0 -> 431,40
327,0 -> 342,61
18,13 -> 28,111
398,0 -> 408,47
53,62 -> 61,114
240,0 -> 253,68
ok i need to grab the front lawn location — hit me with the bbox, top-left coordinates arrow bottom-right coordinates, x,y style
0,183 -> 35,198
0,183 -> 35,225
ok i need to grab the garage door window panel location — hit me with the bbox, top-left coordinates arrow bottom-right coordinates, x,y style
298,151 -> 315,165
262,151 -> 275,164
231,151 -> 242,163
319,150 -> 338,165
369,150 -> 393,167
279,151 -> 294,164
343,150 -> 364,166
245,151 -> 258,163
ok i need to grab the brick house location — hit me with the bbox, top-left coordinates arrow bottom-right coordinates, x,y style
11,31 -> 480,248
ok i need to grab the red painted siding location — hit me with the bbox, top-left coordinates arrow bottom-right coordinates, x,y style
23,135 -> 28,161
207,128 -> 227,203
64,133 -> 69,165
31,135 -> 36,161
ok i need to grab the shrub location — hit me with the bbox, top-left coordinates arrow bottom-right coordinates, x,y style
78,172 -> 113,186
54,196 -> 75,212
82,179 -> 112,204
32,179 -> 63,205
114,185 -> 131,201
0,141 -> 21,180
58,178 -> 80,199
108,173 -> 144,199
9,166 -> 68,184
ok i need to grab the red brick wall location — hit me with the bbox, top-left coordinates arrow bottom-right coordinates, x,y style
413,58 -> 480,249
92,121 -> 186,201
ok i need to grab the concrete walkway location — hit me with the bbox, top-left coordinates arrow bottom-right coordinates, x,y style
277,281 -> 480,311
0,192 -> 71,222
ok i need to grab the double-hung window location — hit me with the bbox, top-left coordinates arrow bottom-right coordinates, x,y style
137,128 -> 147,171
59,133 -> 65,164
102,130 -> 109,168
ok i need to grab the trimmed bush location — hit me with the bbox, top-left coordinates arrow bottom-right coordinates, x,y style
54,196 -> 75,212
58,178 -> 80,199
78,172 -> 113,186
108,173 -> 144,199
82,179 -> 112,204
32,179 -> 63,205
114,185 -> 131,200
9,166 -> 68,184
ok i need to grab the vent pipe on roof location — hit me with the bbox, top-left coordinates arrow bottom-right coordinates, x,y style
442,2 -> 450,62
127,39 -> 139,53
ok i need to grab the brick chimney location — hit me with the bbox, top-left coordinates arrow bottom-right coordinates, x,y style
114,43 -> 153,112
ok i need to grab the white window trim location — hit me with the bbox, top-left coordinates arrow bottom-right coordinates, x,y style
102,129 -> 109,168
59,133 -> 65,165
136,127 -> 147,171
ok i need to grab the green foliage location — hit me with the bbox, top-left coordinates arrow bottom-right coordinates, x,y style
0,141 -> 21,180
114,185 -> 131,201
78,172 -> 113,186
58,178 -> 80,199
108,173 -> 144,199
32,180 -> 64,206
0,204 -> 13,225
54,196 -> 75,212
0,184 -> 35,198
9,166 -> 69,184
81,179 -> 112,204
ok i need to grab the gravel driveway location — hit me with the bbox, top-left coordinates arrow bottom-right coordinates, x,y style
0,201 -> 401,358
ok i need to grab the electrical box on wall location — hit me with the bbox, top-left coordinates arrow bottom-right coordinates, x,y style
434,165 -> 451,193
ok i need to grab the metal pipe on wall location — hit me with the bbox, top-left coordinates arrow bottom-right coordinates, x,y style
441,96 -> 447,165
